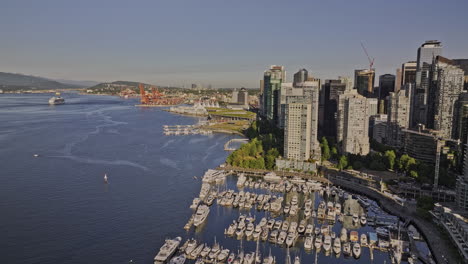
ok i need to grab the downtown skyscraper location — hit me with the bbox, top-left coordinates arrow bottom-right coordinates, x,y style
412,40 -> 442,126
427,56 -> 465,139
261,65 -> 285,124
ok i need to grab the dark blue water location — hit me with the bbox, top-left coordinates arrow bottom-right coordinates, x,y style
0,93 -> 238,264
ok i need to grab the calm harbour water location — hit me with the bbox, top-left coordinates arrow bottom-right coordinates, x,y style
0,93 -> 238,264
1,93 -> 426,264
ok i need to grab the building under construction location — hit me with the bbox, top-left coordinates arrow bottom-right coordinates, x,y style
137,83 -> 184,106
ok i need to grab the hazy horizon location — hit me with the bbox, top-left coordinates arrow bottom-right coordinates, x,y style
2,0 -> 468,88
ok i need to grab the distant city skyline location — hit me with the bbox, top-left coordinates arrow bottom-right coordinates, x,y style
1,0 -> 468,87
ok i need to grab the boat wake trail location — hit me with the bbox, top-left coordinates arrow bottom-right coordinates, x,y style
160,139 -> 176,149
160,158 -> 178,169
50,155 -> 149,171
63,110 -> 127,156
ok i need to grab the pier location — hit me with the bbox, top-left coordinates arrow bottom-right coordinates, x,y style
223,138 -> 249,151
162,124 -> 212,136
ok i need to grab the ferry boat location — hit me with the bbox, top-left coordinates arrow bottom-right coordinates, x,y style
193,205 -> 210,227
49,93 -> 65,105
154,237 -> 182,264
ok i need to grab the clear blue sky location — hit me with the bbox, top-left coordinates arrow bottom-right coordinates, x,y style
1,0 -> 467,88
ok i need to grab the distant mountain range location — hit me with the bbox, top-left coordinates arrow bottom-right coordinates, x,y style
0,72 -> 98,91
53,79 -> 100,88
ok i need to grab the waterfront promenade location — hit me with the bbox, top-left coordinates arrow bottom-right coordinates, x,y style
219,165 -> 457,264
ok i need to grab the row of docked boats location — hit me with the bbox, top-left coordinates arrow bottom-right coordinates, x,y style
237,175 -> 324,194
155,237 -> 278,264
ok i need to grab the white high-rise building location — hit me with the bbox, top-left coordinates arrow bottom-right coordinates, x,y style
282,79 -> 321,161
386,86 -> 411,147
337,90 -> 372,155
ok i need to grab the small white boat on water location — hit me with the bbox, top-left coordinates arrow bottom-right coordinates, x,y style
353,243 -> 361,258
104,174 -> 108,183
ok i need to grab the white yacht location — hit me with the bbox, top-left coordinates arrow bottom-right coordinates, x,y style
190,244 -> 204,259
323,235 -> 332,252
184,239 -> 197,255
200,246 -> 211,258
190,198 -> 200,209
333,238 -> 341,254
154,237 -> 182,264
360,214 -> 367,225
193,205 -> 210,227
360,233 -> 368,247
237,173 -> 247,188
353,243 -> 361,258
217,249 -> 230,262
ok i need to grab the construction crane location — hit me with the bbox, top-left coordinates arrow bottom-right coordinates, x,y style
360,42 -> 375,94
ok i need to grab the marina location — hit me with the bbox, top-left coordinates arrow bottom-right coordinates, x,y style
155,170 -> 434,264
